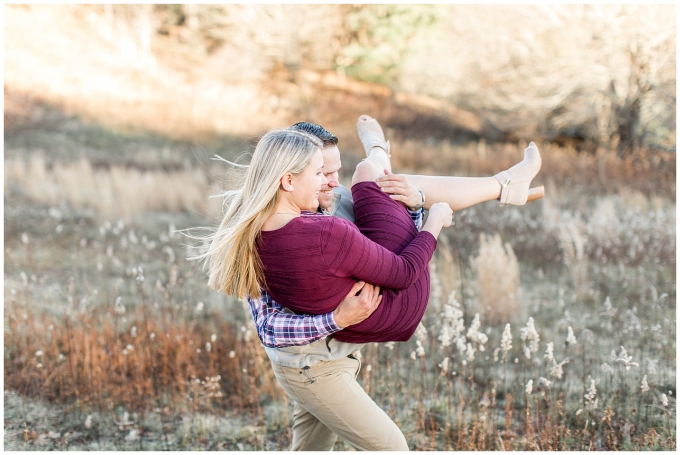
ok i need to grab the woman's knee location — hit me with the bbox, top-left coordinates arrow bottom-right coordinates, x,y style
351,160 -> 381,186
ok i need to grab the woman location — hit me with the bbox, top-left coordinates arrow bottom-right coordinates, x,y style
202,125 -> 541,344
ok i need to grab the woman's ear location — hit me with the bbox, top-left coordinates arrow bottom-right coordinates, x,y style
280,173 -> 294,192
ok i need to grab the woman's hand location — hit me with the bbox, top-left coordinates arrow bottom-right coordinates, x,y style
422,202 -> 453,238
429,202 -> 453,227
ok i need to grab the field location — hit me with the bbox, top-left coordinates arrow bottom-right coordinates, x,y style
4,104 -> 676,450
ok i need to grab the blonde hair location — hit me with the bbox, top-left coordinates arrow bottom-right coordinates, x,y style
198,129 -> 322,299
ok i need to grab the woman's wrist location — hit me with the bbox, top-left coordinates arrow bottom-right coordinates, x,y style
422,218 -> 443,239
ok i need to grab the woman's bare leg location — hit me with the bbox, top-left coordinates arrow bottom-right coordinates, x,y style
403,175 -> 501,211
353,132 -> 503,209
354,114 -> 541,209
358,114 -> 542,210
352,115 -> 393,185
407,142 -> 542,209
356,114 -> 502,209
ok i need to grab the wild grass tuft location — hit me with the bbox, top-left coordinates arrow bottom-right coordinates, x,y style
470,233 -> 521,326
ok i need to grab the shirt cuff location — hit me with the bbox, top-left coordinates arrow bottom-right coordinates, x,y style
323,310 -> 343,333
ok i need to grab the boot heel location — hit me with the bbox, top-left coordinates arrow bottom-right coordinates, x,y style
527,186 -> 545,203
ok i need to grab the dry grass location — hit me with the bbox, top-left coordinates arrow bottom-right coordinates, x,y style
470,233 -> 521,325
4,295 -> 266,411
4,107 -> 675,449
4,222 -> 285,449
4,174 -> 676,449
556,220 -> 589,297
4,155 -> 221,220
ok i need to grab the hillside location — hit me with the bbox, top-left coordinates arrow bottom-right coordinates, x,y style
4,4 -> 483,156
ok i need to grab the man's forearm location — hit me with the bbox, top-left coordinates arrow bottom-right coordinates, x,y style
247,293 -> 342,348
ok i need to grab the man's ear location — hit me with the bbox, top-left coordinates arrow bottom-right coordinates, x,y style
280,173 -> 294,191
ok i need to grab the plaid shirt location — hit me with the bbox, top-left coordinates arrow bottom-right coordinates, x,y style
249,207 -> 424,347
247,291 -> 339,347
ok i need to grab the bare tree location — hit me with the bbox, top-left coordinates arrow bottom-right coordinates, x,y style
397,4 -> 675,152
197,5 -> 345,81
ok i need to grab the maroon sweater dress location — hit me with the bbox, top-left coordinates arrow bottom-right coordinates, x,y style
258,181 -> 437,343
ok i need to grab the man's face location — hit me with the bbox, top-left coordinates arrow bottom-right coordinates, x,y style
318,145 -> 341,211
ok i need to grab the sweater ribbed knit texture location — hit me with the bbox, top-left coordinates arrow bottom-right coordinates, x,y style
258,182 -> 436,343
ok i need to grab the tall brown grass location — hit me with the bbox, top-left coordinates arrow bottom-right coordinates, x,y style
470,233 -> 521,325
4,156 -> 220,220
4,277 -> 279,417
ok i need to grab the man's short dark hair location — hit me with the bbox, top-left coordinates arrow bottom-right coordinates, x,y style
289,122 -> 339,148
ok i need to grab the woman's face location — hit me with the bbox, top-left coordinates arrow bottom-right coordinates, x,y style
291,149 -> 327,211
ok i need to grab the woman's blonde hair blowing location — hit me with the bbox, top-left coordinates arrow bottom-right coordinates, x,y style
199,129 -> 322,299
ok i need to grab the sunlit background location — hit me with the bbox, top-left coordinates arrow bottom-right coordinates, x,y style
4,4 -> 676,450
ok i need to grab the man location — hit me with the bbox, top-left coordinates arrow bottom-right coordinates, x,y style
247,118 -> 542,449
247,121 -> 425,450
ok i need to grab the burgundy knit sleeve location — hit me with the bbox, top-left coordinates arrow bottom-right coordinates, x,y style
320,217 -> 437,290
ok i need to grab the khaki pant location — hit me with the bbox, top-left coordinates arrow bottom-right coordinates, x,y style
271,355 -> 409,451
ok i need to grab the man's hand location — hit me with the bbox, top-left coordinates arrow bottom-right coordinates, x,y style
333,281 -> 382,329
376,170 -> 423,210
